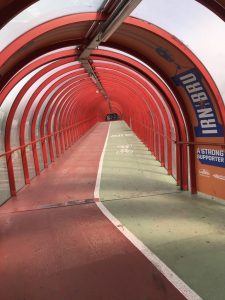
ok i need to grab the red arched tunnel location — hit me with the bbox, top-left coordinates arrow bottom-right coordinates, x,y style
0,12 -> 225,202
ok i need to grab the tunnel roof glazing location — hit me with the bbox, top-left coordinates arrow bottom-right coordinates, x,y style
132,0 -> 225,102
0,0 -> 105,50
1,0 -> 224,103
0,0 -> 225,203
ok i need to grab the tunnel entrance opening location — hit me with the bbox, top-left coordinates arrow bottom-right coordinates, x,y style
105,113 -> 120,121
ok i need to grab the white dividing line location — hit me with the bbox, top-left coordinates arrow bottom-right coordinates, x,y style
96,202 -> 202,300
94,122 -> 111,199
94,122 -> 202,300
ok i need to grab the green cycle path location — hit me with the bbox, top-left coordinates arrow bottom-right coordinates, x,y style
99,120 -> 225,300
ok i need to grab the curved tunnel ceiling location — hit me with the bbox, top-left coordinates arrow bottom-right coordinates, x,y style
0,0 -> 225,30
0,0 -> 37,28
196,0 -> 225,21
0,2 -> 225,202
1,13 -> 224,139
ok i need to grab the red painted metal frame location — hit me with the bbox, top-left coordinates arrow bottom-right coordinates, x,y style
0,13 -> 100,88
42,78 -> 90,160
36,60 -> 173,186
1,14 -> 223,197
5,59 -> 80,188
0,0 -> 38,29
1,0 -> 224,32
1,50 -> 188,196
95,64 -> 171,165
63,92 -> 102,142
196,0 -> 225,22
40,58 -> 177,182
3,78 -> 102,195
103,82 -> 164,172
92,51 -> 192,190
1,51 -> 189,198
0,52 -> 91,195
0,8 -> 224,201
5,66 -> 84,192
47,81 -> 87,157
30,72 -> 90,172
99,74 -> 164,162
29,69 -> 104,178
92,60 -> 187,184
0,50 -> 77,106
41,81 -> 92,163
52,84 -> 98,152
1,13 -> 224,143
1,13 -> 224,128
40,67 -> 156,166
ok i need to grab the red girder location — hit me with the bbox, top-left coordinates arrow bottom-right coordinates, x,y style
2,49 -> 189,196
1,14 -> 224,200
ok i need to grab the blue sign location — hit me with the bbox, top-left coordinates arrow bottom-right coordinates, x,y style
173,68 -> 223,137
197,148 -> 225,168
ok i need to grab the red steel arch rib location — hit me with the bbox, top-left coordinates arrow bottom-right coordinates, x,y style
42,78 -> 90,160
1,13 -> 225,200
0,0 -> 38,29
5,62 -> 85,193
32,55 -> 187,188
1,14 -> 224,139
0,0 -> 224,31
0,49 -> 195,197
196,0 -> 225,21
0,49 -> 170,194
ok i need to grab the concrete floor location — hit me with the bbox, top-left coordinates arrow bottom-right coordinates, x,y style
100,121 -> 225,300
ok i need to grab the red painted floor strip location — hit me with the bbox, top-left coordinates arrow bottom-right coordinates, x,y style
0,123 -> 109,213
0,122 -> 185,299
0,204 -> 184,300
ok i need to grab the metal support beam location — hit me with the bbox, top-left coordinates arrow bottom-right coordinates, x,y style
79,0 -> 142,60
80,59 -> 112,112
78,0 -> 142,113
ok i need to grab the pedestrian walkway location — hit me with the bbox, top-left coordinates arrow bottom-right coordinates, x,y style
0,122 -> 185,300
100,121 -> 225,300
100,121 -> 179,201
0,123 -> 109,213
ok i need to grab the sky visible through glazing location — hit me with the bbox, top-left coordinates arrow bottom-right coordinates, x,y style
1,0 -> 224,101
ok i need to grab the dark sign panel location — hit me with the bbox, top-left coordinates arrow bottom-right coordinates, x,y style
173,68 -> 224,137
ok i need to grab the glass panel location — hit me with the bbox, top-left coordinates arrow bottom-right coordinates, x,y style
12,150 -> 25,191
0,110 -> 6,153
171,126 -> 177,179
45,138 -> 51,165
54,105 -> 65,153
0,156 -> 11,205
44,78 -> 80,128
23,119 -> 35,179
0,66 -> 47,198
52,136 -> 57,158
26,145 -> 36,179
0,76 -> 32,152
25,62 -> 79,132
164,134 -> 168,169
36,141 -> 44,171
132,0 -> 225,102
13,65 -> 51,145
0,0 -> 105,51
23,63 -> 80,169
0,66 -> 45,153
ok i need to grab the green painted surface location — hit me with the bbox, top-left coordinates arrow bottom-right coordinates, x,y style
100,121 -> 225,300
